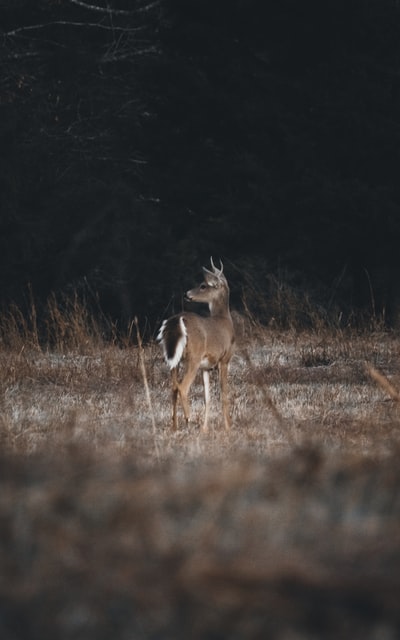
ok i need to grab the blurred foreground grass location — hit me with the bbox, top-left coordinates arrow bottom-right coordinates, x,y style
1,447 -> 400,639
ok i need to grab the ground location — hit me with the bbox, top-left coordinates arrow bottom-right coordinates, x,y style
0,317 -> 400,638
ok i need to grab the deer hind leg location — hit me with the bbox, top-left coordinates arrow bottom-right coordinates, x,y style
174,361 -> 198,428
171,367 -> 179,430
201,369 -> 210,433
219,361 -> 231,430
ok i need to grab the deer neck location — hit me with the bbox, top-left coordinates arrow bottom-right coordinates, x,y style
208,291 -> 231,319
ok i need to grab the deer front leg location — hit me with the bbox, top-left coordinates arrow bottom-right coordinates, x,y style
201,369 -> 210,433
219,361 -> 231,430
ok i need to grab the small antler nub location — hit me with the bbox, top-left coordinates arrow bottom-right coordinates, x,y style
210,256 -> 223,275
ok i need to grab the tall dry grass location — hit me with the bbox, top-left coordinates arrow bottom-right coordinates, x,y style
0,293 -> 105,353
1,293 -> 400,459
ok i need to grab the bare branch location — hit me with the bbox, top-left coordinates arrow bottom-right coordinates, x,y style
4,21 -> 145,37
101,45 -> 159,62
65,0 -> 160,15
134,1 -> 161,12
0,51 -> 40,61
66,0 -> 133,14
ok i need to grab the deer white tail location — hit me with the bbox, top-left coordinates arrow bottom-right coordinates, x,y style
157,316 -> 187,370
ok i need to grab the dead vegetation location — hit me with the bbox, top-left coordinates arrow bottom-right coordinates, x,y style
1,448 -> 400,639
1,298 -> 400,638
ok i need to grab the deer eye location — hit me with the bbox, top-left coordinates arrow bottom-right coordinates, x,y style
200,283 -> 207,291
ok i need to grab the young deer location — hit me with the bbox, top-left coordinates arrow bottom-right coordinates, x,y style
157,258 -> 235,432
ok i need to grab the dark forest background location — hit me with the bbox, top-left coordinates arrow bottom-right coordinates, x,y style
1,0 -> 400,330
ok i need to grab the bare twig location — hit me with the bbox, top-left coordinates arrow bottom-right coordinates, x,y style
65,0 -> 160,15
5,22 -> 145,37
365,363 -> 400,401
135,317 -> 160,462
66,0 -> 133,14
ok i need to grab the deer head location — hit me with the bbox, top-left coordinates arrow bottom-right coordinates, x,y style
185,258 -> 229,312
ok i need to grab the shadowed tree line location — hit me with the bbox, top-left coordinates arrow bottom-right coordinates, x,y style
1,0 -> 400,328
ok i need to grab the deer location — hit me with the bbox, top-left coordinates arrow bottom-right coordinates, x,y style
157,258 -> 235,432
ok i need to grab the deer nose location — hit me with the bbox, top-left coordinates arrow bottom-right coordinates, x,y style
185,290 -> 193,301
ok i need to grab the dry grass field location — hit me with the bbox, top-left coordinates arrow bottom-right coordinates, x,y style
1,302 -> 400,638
